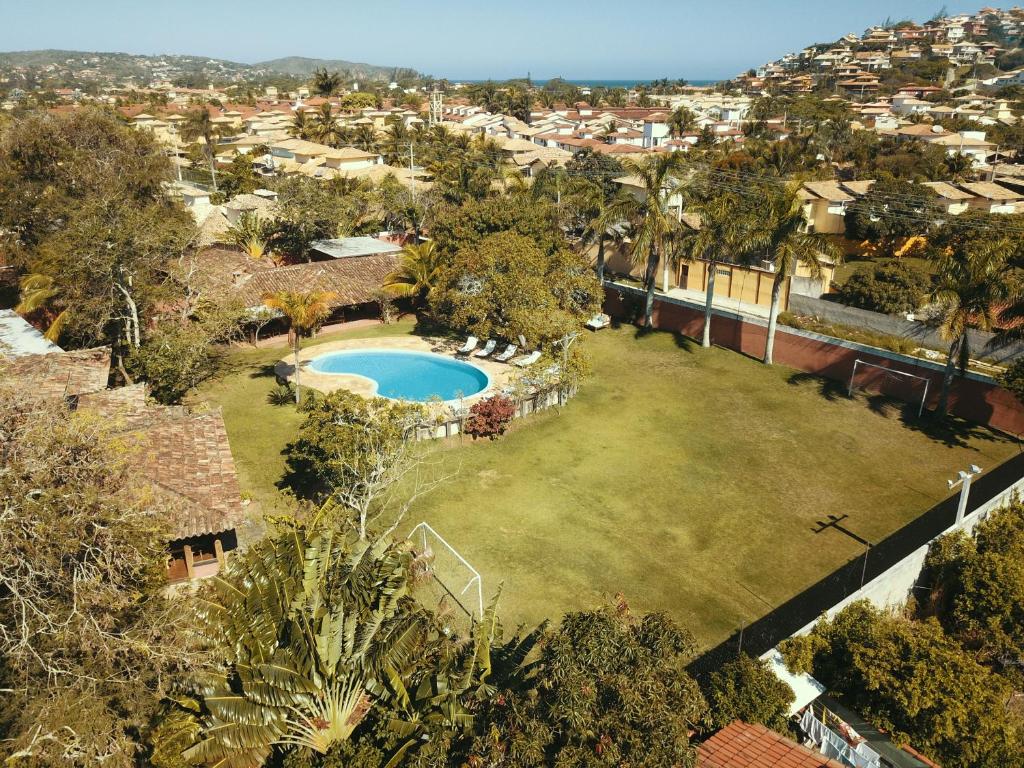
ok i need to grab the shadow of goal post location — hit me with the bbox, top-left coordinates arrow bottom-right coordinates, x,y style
848,358 -> 930,418
408,521 -> 484,621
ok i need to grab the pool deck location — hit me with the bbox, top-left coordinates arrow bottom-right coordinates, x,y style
274,335 -> 517,406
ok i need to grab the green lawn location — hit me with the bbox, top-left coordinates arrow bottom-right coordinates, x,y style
196,322 -> 1017,648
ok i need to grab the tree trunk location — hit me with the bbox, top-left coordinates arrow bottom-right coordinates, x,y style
293,334 -> 302,405
936,336 -> 960,418
763,270 -> 785,365
643,244 -> 659,328
207,144 -> 218,193
596,237 -> 606,284
662,251 -> 671,293
702,259 -> 717,348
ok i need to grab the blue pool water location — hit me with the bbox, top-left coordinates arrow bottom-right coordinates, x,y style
308,349 -> 490,402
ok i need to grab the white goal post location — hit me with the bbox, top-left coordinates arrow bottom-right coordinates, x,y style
848,359 -> 930,417
407,522 -> 484,620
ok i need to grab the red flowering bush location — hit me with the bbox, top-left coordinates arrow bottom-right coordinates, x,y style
463,395 -> 517,440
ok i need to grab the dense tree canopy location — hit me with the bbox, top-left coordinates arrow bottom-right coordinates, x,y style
0,383 -> 193,766
923,499 -> 1024,687
837,261 -> 932,315
780,601 -> 1021,768
0,108 -> 195,355
461,600 -> 708,767
430,231 -> 601,347
704,654 -> 794,732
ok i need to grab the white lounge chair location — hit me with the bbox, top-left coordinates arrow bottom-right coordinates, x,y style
455,335 -> 478,355
512,350 -> 542,368
586,313 -> 611,331
494,343 -> 518,362
473,339 -> 497,358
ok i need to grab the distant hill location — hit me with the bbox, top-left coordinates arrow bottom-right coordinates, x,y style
0,50 -> 420,86
254,56 -> 418,81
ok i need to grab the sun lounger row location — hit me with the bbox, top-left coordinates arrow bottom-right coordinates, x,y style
455,337 -> 542,367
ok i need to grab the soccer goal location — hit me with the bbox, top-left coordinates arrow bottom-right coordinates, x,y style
407,522 -> 484,624
848,359 -> 930,417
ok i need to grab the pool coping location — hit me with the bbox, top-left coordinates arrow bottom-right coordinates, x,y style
305,348 -> 492,405
274,334 -> 516,408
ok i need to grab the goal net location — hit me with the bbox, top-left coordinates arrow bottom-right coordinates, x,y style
848,359 -> 930,417
407,522 -> 484,630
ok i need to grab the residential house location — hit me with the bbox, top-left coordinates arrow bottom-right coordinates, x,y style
0,346 -> 245,582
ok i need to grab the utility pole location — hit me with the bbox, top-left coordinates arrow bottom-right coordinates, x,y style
949,465 -> 982,525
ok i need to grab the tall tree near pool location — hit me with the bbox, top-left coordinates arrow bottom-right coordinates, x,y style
682,185 -> 762,348
760,185 -> 839,365
262,289 -> 337,405
180,108 -> 220,194
384,240 -> 443,305
620,152 -> 686,328
929,216 -> 1012,418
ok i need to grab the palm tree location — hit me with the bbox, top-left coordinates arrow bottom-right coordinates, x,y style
383,119 -> 410,166
930,230 -> 1010,417
312,103 -> 345,147
384,241 -> 443,305
15,273 -> 68,342
312,67 -> 342,97
583,188 -> 635,284
180,108 -> 220,193
620,153 -> 688,327
229,211 -> 272,261
682,185 -> 762,347
759,186 -> 840,365
352,123 -> 379,153
262,290 -> 337,404
183,516 -> 500,766
667,106 -> 696,139
289,109 -> 312,140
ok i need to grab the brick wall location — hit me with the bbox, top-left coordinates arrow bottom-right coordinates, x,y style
605,285 -> 1024,436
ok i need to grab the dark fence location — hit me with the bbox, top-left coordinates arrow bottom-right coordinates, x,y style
789,294 -> 1024,365
687,450 -> 1024,678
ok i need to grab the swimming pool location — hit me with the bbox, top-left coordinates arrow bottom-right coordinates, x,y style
307,349 -> 490,402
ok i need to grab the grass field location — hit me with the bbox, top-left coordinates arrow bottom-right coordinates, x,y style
196,321 -> 1017,647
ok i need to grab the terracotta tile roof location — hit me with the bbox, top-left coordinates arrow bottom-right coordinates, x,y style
698,722 -> 845,768
1,347 -> 110,399
133,408 -> 244,540
235,252 -> 401,310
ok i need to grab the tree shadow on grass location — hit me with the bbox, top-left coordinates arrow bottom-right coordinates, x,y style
276,445 -> 327,502
786,371 -> 849,402
898,410 -> 1006,449
249,363 -> 280,380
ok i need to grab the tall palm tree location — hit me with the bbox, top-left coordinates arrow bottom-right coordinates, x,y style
384,241 -> 443,305
352,123 -> 379,153
383,119 -> 410,166
312,67 -> 342,97
312,103 -> 345,147
289,109 -> 312,140
759,186 -> 840,365
262,290 -> 337,404
682,185 -> 762,347
930,232 -> 1010,417
620,153 -> 688,327
582,188 -> 635,284
180,108 -> 221,193
667,106 -> 696,139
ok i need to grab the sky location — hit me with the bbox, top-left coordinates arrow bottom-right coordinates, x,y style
2,0 -> 981,81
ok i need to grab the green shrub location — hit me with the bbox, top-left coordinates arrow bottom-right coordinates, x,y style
704,654 -> 794,732
837,261 -> 932,315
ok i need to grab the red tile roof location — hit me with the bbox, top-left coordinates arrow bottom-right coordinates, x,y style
698,722 -> 845,768
1,346 -> 111,399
